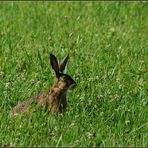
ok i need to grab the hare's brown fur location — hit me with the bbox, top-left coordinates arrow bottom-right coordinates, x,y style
10,54 -> 76,116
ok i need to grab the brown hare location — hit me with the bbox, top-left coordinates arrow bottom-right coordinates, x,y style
10,53 -> 76,116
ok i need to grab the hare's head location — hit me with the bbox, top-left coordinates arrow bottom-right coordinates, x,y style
50,53 -> 76,90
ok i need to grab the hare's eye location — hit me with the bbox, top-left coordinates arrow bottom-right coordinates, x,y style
62,76 -> 66,80
60,78 -> 64,82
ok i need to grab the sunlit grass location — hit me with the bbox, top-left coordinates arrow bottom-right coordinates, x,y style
0,2 -> 147,147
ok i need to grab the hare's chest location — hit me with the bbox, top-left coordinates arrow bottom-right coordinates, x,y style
48,89 -> 67,113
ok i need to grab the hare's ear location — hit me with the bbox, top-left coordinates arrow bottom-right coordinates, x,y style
50,54 -> 60,78
59,54 -> 69,73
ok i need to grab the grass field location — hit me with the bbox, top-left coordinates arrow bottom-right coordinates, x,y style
0,2 -> 148,147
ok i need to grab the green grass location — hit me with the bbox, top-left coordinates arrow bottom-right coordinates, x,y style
0,1 -> 148,147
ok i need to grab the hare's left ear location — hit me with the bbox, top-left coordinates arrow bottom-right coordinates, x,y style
59,54 -> 69,73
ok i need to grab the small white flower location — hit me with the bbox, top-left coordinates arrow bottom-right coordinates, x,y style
125,120 -> 130,125
100,112 -> 104,116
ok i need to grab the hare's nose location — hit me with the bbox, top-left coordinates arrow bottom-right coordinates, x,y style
69,83 -> 76,90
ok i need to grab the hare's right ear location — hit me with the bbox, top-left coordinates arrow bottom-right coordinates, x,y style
59,54 -> 69,73
50,54 -> 60,78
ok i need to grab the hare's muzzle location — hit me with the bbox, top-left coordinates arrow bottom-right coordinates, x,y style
69,83 -> 76,90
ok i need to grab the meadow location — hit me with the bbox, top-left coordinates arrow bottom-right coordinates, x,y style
0,2 -> 148,147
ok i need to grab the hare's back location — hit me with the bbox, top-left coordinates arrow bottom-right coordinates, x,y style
10,97 -> 34,116
35,92 -> 49,107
